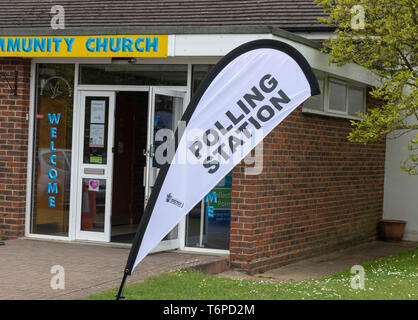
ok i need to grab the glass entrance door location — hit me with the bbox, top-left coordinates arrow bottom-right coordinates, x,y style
75,91 -> 115,242
145,87 -> 185,251
74,88 -> 185,246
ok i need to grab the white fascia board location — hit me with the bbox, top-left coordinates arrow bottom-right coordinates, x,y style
275,36 -> 380,87
170,33 -> 380,87
171,33 -> 273,56
295,32 -> 337,40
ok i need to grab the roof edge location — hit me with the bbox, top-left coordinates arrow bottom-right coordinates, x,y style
0,25 -> 271,36
0,25 -> 323,50
271,27 -> 322,49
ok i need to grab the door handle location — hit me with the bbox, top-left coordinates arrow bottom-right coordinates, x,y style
143,145 -> 155,158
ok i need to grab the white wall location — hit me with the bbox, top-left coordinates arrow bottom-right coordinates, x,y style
171,33 -> 380,87
383,117 -> 418,241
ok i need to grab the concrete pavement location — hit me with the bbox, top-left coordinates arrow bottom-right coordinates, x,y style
0,238 -> 227,300
2,238 -> 416,299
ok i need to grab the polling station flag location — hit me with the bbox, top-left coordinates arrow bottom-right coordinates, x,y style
121,39 -> 320,283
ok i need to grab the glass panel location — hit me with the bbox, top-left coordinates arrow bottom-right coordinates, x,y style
80,178 -> 106,232
79,64 -> 187,86
303,71 -> 324,111
31,64 -> 74,236
186,64 -> 231,250
186,172 -> 232,250
83,97 -> 109,164
329,80 -> 347,112
152,94 -> 183,169
192,64 -> 214,94
185,202 -> 203,247
151,93 -> 183,242
187,64 -> 210,247
164,225 -> 178,241
348,85 -> 365,117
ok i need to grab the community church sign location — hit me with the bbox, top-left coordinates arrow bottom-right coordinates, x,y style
0,35 -> 167,57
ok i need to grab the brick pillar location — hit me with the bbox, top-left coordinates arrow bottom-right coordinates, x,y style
229,164 -> 258,270
0,58 -> 31,240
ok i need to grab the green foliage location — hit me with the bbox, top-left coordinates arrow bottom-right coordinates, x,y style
316,0 -> 418,175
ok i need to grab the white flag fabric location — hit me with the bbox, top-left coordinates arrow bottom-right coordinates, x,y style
125,39 -> 320,274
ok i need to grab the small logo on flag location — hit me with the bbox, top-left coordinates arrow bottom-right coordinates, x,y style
166,193 -> 184,208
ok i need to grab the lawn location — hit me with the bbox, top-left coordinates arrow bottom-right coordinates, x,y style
85,247 -> 418,300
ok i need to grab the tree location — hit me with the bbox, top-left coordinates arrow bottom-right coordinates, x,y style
316,0 -> 417,175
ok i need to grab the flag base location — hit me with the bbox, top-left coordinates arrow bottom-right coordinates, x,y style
115,269 -> 130,300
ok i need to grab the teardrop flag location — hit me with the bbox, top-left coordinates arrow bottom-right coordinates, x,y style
121,39 -> 320,281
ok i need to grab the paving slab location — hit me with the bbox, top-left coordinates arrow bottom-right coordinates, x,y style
0,238 -> 227,300
218,241 -> 418,283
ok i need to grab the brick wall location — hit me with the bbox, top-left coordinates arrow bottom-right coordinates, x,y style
0,58 -> 31,240
230,101 -> 386,273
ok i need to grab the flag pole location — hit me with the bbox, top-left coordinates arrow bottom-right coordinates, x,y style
114,159 -> 172,300
115,269 -> 130,300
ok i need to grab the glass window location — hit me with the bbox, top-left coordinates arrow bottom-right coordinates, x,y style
79,64 -> 187,86
303,70 -> 325,111
302,72 -> 366,119
31,64 -> 75,236
329,79 -> 347,113
348,85 -> 365,117
149,93 -> 183,242
152,94 -> 183,168
192,65 -> 214,94
186,64 -> 231,250
185,203 -> 202,247
186,172 -> 232,250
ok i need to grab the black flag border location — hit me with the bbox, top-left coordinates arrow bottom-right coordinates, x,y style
124,39 -> 320,274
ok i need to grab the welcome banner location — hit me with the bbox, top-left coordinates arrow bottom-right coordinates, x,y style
123,39 -> 320,277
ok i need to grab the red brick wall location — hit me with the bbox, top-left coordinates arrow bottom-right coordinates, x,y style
0,58 -> 31,240
230,103 -> 386,273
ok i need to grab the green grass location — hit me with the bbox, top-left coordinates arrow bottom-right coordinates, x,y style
85,247 -> 418,300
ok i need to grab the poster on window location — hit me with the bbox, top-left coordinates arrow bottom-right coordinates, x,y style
89,124 -> 105,148
90,100 -> 106,124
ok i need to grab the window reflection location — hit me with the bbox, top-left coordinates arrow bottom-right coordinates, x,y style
79,64 -> 187,86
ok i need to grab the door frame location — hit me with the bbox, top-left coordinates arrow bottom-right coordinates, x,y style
144,87 -> 187,204
146,87 -> 186,252
73,86 -> 187,248
74,90 -> 115,242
